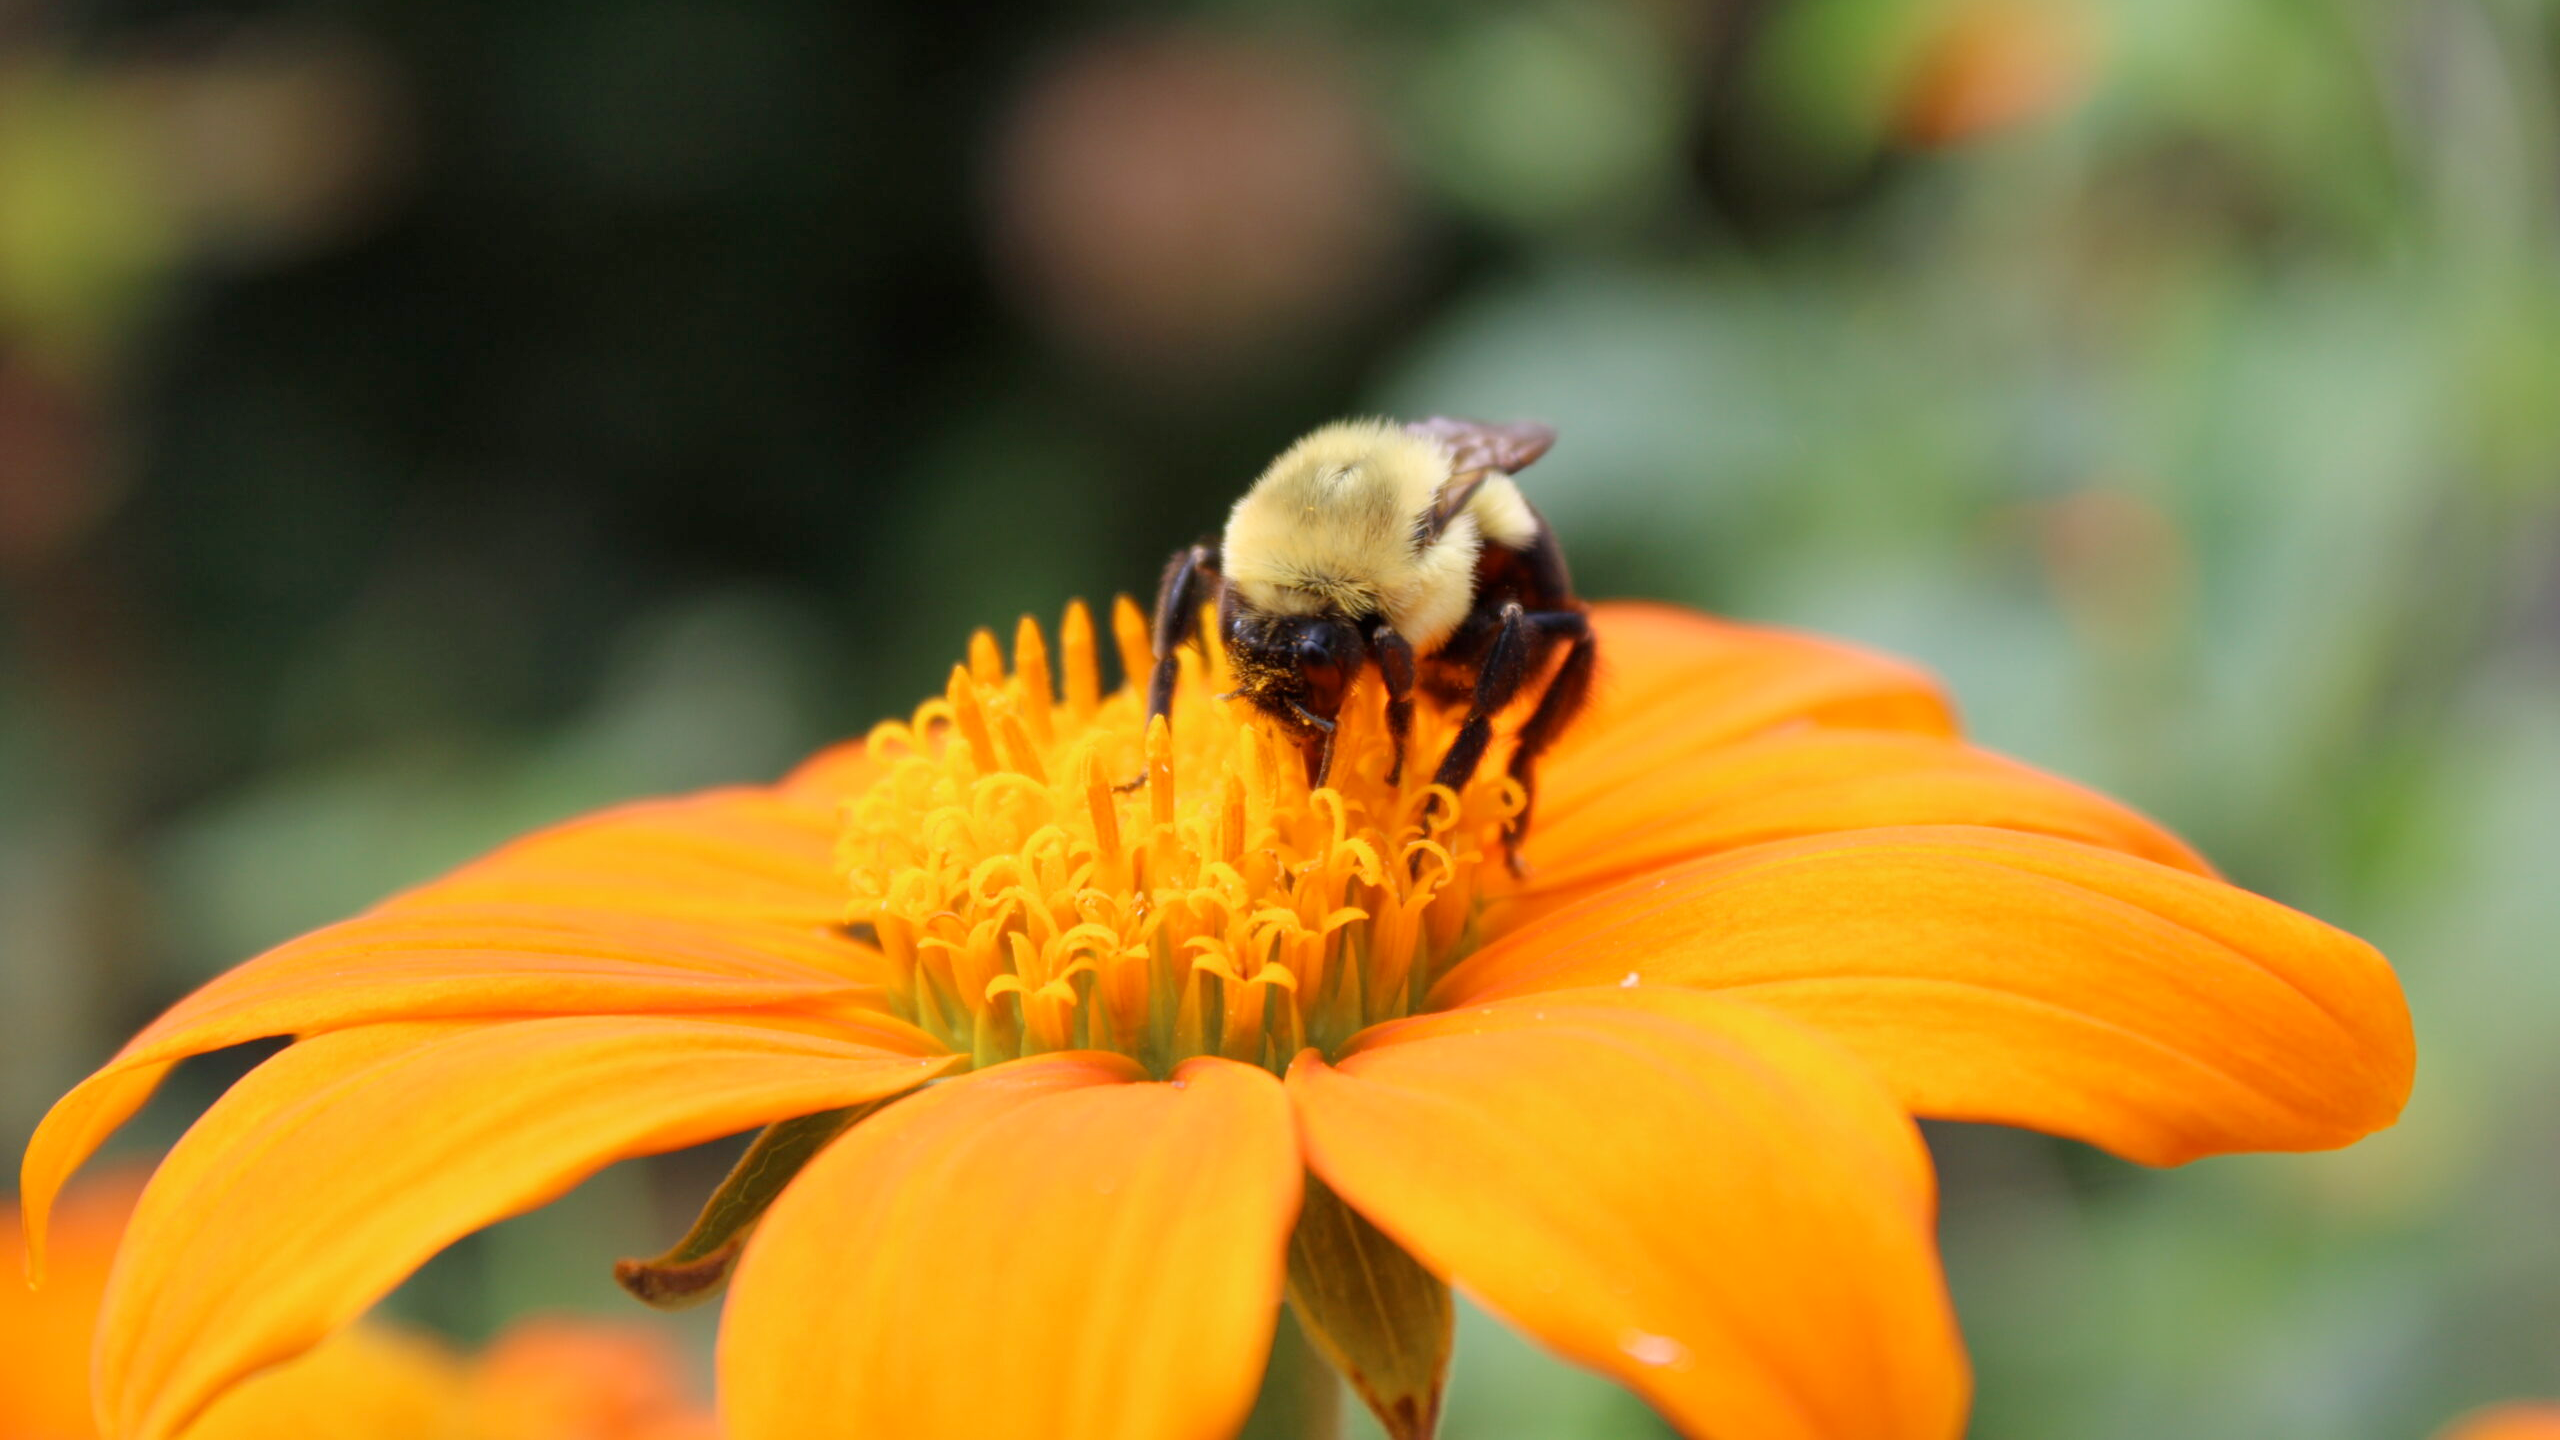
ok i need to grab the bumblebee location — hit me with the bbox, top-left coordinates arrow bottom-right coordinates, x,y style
1144,416 -> 1595,854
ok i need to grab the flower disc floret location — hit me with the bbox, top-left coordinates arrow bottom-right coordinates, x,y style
838,599 -> 1520,1074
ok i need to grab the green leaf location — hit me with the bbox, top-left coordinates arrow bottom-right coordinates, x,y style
612,1101 -> 870,1309
1285,1172 -> 1453,1440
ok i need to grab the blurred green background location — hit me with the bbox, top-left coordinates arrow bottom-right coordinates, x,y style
3,0 -> 2556,1434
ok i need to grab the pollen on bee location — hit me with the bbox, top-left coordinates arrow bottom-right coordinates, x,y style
839,600 -> 1523,1075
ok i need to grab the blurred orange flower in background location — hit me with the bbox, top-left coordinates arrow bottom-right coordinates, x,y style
2,1171 -> 715,1440
2437,1406 -> 2560,1440
1894,0 -> 2096,149
987,26 -> 1410,381
462,1323 -> 717,1440
19,598 -> 2413,1440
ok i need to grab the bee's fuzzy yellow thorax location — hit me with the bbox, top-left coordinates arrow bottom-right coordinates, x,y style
1221,419 -> 1487,653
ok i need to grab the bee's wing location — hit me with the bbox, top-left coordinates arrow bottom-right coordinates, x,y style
1406,416 -> 1555,477
1405,417 -> 1556,541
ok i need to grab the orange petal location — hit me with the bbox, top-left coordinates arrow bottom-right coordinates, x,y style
1441,826 -> 2413,1166
184,1324 -> 469,1440
1539,604 -> 1956,831
1292,989 -> 1966,1440
720,1053 -> 1301,1440
95,1015 -> 956,1440
1512,727 -> 2210,922
388,788 -> 854,935
21,786 -> 897,1279
17,1061 -> 170,1285
776,737 -> 880,808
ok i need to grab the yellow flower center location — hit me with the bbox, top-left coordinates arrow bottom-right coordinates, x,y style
838,599 -> 1519,1076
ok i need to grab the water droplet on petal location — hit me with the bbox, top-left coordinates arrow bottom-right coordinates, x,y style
1618,1330 -> 1688,1368
1619,971 -> 1641,988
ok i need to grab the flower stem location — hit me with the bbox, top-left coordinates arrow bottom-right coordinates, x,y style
1240,1306 -> 1343,1440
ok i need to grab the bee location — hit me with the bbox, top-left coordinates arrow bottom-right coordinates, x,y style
1142,416 -> 1595,858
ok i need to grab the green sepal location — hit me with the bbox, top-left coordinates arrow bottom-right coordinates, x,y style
1284,1172 -> 1453,1440
612,1101 -> 871,1310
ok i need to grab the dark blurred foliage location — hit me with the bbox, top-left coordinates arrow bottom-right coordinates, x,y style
4,0 -> 2559,1435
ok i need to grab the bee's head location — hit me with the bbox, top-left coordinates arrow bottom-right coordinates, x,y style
1220,604 -> 1364,744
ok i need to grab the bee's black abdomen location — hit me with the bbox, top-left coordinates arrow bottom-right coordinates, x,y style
1426,509 -> 1577,698
1469,506 -> 1571,611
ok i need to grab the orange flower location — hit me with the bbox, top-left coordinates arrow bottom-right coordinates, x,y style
20,599 -> 2412,1440
2437,1406 -> 2560,1440
4,1171 -> 149,1440
2,1172 -> 716,1440
464,1321 -> 720,1440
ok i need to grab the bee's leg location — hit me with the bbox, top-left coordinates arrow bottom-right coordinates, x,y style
1501,615 -> 1596,869
1118,543 -> 1220,791
1429,603 -> 1530,802
1146,542 -> 1222,726
1367,621 -> 1416,786
1426,605 -> 1586,855
1298,709 -> 1340,790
